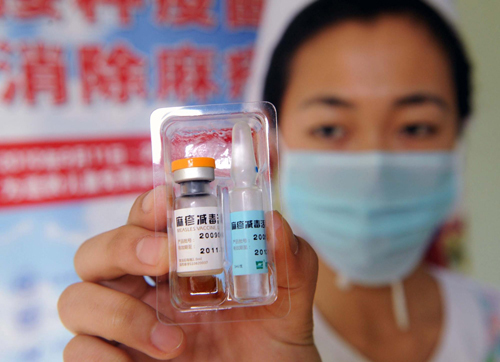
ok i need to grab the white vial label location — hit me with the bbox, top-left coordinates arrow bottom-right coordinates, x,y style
174,206 -> 223,274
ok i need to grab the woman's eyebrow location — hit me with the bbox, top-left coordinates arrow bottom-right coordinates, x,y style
300,93 -> 449,110
394,93 -> 449,110
301,95 -> 355,109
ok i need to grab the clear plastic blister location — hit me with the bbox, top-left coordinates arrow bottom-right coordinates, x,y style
150,102 -> 290,325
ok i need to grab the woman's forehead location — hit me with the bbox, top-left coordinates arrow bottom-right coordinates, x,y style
286,16 -> 454,102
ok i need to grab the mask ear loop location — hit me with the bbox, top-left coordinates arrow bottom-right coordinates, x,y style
392,281 -> 410,331
335,275 -> 410,331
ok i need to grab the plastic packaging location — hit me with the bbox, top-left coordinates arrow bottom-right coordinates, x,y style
150,102 -> 290,325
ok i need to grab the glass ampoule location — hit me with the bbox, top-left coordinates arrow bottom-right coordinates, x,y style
229,122 -> 270,302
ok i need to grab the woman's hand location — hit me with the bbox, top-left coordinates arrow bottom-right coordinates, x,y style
58,187 -> 320,361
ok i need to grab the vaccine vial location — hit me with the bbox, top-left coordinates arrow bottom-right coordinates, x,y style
230,122 -> 270,302
172,157 -> 225,306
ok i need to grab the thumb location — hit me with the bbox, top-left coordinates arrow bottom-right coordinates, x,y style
265,211 -> 318,340
270,211 -> 318,291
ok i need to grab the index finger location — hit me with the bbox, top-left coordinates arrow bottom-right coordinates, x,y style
75,225 -> 169,282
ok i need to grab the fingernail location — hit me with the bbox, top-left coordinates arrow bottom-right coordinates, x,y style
291,235 -> 299,255
136,237 -> 161,266
274,214 -> 299,255
142,190 -> 154,214
272,213 -> 283,233
151,322 -> 183,353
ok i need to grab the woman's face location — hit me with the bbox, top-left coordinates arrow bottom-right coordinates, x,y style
280,16 -> 459,152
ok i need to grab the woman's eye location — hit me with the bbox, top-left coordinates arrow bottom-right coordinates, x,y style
312,125 -> 346,140
400,123 -> 438,138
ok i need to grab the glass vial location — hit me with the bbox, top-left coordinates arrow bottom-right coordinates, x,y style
172,157 -> 225,307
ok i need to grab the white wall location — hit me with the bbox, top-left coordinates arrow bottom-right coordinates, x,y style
457,0 -> 500,287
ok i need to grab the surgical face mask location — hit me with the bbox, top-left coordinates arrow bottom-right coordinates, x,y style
281,150 -> 458,287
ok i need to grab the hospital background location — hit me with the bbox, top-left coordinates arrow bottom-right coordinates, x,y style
0,0 -> 498,361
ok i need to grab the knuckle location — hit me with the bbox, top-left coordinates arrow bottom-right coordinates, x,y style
107,226 -> 141,267
109,225 -> 132,252
109,295 -> 139,332
74,228 -> 119,280
110,225 -> 163,272
110,225 -> 143,254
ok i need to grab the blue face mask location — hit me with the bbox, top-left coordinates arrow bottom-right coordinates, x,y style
281,151 -> 458,286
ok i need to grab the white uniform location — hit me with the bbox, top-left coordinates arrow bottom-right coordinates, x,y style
314,268 -> 500,362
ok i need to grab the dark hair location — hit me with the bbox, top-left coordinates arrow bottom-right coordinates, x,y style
263,0 -> 472,130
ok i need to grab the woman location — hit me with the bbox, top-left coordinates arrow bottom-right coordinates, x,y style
266,1 -> 500,361
58,1 -> 500,361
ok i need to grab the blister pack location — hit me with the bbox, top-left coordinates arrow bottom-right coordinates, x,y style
150,102 -> 290,325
